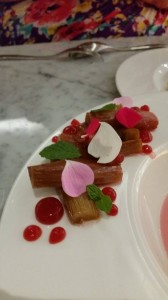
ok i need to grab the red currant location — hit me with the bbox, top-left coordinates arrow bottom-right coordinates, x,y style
102,186 -> 117,202
115,153 -> 125,164
63,125 -> 77,135
140,130 -> 153,143
108,154 -> 125,166
71,119 -> 80,127
140,105 -> 150,111
142,144 -> 153,154
52,135 -> 59,143
107,204 -> 118,216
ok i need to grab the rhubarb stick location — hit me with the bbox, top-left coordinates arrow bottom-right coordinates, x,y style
28,159 -> 123,188
85,109 -> 158,131
116,128 -> 140,141
59,190 -> 100,224
121,139 -> 142,156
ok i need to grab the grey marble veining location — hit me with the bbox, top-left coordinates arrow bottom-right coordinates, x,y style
0,36 -> 166,209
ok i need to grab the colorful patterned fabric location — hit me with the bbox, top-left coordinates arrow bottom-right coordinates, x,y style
0,0 -> 168,46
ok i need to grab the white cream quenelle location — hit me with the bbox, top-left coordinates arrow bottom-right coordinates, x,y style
88,122 -> 122,163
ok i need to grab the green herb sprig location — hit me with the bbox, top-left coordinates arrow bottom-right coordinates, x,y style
39,141 -> 81,160
87,184 -> 112,213
91,103 -> 117,113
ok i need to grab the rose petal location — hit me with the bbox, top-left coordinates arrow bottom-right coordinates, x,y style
88,122 -> 122,163
115,107 -> 142,128
113,96 -> 133,107
85,118 -> 100,135
61,160 -> 94,197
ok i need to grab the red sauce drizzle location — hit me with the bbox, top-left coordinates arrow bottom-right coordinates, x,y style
35,197 -> 64,225
23,225 -> 42,242
49,227 -> 66,244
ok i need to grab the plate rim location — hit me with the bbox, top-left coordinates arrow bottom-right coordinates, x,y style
115,48 -> 168,96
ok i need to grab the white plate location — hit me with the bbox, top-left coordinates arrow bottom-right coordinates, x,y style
116,49 -> 168,96
1,92 -> 168,300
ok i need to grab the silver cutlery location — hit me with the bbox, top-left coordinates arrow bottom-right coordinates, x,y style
59,40 -> 168,54
0,41 -> 167,60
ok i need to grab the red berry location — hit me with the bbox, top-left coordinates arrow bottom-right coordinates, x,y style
140,130 -> 153,143
49,227 -> 66,244
142,144 -> 153,154
71,119 -> 80,127
63,125 -> 77,135
102,186 -> 117,202
107,204 -> 118,216
140,105 -> 150,111
115,153 -> 125,164
107,154 -> 125,166
52,135 -> 59,143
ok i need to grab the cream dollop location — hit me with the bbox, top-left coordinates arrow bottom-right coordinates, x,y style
87,122 -> 122,163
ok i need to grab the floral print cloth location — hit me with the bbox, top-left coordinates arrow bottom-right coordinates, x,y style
0,0 -> 168,46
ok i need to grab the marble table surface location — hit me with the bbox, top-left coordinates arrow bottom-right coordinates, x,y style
0,35 -> 167,213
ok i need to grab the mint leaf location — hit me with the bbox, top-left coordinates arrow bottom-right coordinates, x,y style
87,184 -> 112,213
95,195 -> 112,213
91,103 -> 117,113
86,184 -> 102,201
39,141 -> 81,160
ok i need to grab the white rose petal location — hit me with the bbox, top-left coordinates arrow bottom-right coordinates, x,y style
88,122 -> 122,164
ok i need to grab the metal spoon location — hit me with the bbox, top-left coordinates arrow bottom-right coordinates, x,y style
0,41 -> 167,60
57,41 -> 168,57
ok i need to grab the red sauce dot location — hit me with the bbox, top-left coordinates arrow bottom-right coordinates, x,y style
140,130 -> 153,143
102,187 -> 117,202
63,125 -> 77,135
49,227 -> 66,244
107,204 -> 118,216
71,119 -> 80,127
23,225 -> 42,242
51,135 -> 59,143
35,197 -> 64,225
142,144 -> 153,154
140,105 -> 150,111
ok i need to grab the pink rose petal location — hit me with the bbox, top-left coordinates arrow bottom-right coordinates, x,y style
85,118 -> 100,135
115,107 -> 142,128
61,160 -> 94,197
113,96 -> 133,107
